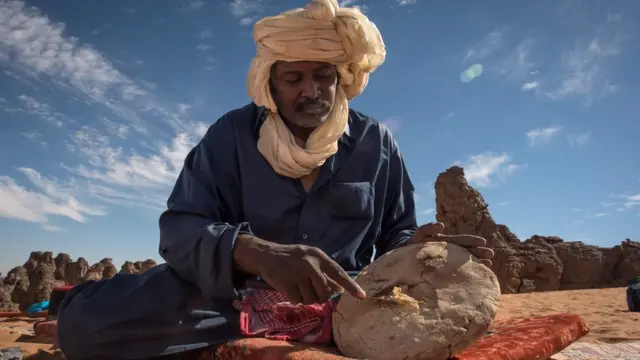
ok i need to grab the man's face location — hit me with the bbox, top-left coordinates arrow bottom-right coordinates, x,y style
270,61 -> 338,128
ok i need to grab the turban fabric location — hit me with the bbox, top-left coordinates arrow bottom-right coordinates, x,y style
247,0 -> 386,178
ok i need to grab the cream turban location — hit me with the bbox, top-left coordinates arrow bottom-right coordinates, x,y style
247,0 -> 386,179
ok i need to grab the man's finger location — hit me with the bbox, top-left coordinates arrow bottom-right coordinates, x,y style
309,272 -> 333,303
479,259 -> 492,268
469,247 -> 495,260
298,280 -> 320,305
282,283 -> 302,304
433,234 -> 487,248
417,222 -> 445,237
320,257 -> 366,299
325,277 -> 344,293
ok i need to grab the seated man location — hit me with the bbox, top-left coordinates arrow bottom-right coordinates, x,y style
56,0 -> 493,359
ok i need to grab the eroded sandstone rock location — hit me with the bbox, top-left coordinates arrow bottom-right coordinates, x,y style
435,166 -> 640,293
1,253 -> 160,309
333,242 -> 500,360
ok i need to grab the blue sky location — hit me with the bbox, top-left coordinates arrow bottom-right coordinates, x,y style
1,0 -> 639,274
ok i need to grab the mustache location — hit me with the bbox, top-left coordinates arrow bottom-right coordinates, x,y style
295,98 -> 330,112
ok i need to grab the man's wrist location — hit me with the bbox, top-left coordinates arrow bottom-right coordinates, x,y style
233,234 -> 269,276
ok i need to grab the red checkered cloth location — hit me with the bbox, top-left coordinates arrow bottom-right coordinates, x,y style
239,290 -> 336,345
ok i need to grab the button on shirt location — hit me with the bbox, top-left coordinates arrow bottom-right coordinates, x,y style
159,102 -> 418,301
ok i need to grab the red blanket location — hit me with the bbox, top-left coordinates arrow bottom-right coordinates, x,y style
203,314 -> 589,360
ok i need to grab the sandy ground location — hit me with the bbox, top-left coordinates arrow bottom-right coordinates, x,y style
1,287 -> 638,358
495,287 -> 640,344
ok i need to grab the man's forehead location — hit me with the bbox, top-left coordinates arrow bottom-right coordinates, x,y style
273,60 -> 334,74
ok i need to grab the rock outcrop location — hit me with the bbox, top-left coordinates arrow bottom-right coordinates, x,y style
0,252 -> 158,310
435,166 -> 640,294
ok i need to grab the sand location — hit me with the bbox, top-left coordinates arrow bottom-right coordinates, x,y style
495,287 -> 640,344
1,287 -> 638,358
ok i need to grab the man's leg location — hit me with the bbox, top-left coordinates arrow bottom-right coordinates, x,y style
57,264 -> 242,359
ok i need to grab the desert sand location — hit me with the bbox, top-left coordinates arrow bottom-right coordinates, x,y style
0,287 -> 638,358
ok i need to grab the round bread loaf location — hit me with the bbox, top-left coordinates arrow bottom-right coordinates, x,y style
332,241 -> 500,360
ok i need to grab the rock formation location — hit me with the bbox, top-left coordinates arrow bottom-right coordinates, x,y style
435,166 -> 640,293
0,252 -> 158,311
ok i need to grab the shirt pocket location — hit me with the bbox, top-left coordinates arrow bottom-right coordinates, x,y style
328,182 -> 374,220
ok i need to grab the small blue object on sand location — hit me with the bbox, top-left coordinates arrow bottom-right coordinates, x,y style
26,300 -> 50,315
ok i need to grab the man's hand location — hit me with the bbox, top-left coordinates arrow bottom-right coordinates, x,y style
407,222 -> 494,267
233,235 -> 366,305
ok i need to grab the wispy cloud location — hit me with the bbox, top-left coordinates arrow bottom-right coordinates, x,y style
338,0 -> 369,12
566,131 -> 592,148
545,15 -> 626,104
229,0 -> 265,25
197,28 -> 213,39
521,81 -> 540,91
182,0 -> 204,11
496,200 -> 517,206
526,126 -> 562,147
498,39 -> 536,81
0,0 -> 193,134
16,95 -> 66,127
0,0 -> 212,231
382,116 -> 401,133
455,152 -> 526,187
397,0 -> 417,5
442,111 -> 459,120
462,27 -> 505,63
600,193 -> 640,213
0,168 -> 106,231
422,208 -> 435,215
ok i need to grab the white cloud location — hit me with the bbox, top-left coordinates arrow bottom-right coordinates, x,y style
196,44 -> 211,51
229,0 -> 264,24
0,168 -> 106,230
545,17 -> 625,104
623,194 -> 640,210
599,193 -> 640,213
397,0 -> 417,5
239,17 -> 256,26
526,126 -> 562,147
442,111 -> 459,120
17,95 -> 66,127
66,128 -> 200,188
455,152 -> 526,187
0,0 -> 192,134
422,208 -> 434,215
521,81 -> 540,91
187,0 -> 204,10
463,27 -> 505,63
382,116 -> 401,133
197,28 -> 213,39
498,39 -> 536,81
587,212 -> 609,218
0,1 -> 215,231
496,200 -> 517,206
338,0 -> 369,12
566,131 -> 592,148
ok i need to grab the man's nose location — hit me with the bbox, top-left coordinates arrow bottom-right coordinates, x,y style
300,79 -> 320,99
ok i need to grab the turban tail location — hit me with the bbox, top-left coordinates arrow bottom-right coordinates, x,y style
247,0 -> 386,178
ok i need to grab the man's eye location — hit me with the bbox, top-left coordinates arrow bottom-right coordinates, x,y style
285,77 -> 300,84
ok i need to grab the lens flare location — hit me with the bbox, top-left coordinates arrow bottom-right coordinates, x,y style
460,64 -> 484,83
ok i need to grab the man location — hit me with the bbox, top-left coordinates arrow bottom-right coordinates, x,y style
57,0 -> 493,359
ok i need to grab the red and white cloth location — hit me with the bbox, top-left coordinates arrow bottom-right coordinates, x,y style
239,290 -> 336,345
